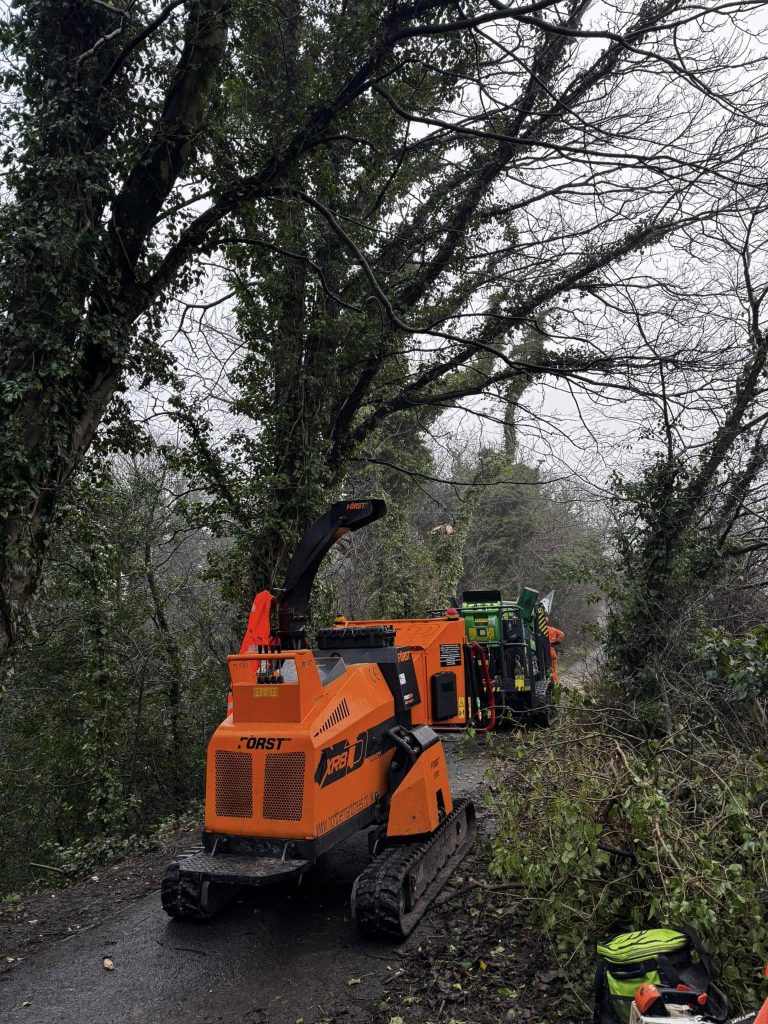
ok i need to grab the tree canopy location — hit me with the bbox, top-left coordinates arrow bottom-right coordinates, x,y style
2,0 -> 768,654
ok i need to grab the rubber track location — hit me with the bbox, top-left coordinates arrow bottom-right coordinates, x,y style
352,798 -> 475,940
161,845 -> 217,921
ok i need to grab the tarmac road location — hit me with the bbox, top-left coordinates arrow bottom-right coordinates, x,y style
0,740 -> 486,1024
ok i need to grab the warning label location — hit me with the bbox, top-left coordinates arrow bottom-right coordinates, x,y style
439,643 -> 461,667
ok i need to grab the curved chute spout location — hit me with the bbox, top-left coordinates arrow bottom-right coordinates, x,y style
278,499 -> 387,649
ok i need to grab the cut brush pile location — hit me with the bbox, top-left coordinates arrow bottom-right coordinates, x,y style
486,693 -> 768,1017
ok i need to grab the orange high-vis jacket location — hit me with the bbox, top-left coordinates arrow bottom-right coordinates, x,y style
240,590 -> 276,654
229,590 -> 277,717
548,625 -> 564,682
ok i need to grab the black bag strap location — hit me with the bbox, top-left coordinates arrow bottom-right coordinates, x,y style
593,958 -> 626,1024
594,959 -> 621,1024
593,960 -> 605,1024
607,958 -> 661,980
679,924 -> 714,980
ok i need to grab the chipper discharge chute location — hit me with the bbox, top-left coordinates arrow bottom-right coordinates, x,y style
161,499 -> 477,939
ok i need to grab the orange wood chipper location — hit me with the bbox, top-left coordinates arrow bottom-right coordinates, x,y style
162,499 -> 559,937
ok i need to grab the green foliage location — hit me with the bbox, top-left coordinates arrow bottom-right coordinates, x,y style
0,0 -> 190,648
324,426 -> 450,620
460,464 -> 604,642
599,450 -> 735,728
489,707 -> 768,1012
329,442 -> 603,639
604,457 -> 701,677
699,629 -> 768,703
170,9 -> 491,602
0,458 -> 232,895
50,802 -> 203,883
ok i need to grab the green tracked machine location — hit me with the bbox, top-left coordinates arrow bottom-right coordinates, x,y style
458,588 -> 559,726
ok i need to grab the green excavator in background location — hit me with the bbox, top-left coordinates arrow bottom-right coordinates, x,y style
440,587 -> 561,727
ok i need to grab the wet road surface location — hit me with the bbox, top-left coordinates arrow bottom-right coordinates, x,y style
0,740 -> 487,1024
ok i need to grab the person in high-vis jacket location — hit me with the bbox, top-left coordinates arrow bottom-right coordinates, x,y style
548,625 -> 564,683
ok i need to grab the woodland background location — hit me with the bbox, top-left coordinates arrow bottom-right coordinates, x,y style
3,0 -> 768,1011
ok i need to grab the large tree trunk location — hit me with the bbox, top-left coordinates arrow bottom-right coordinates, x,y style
0,1 -> 230,660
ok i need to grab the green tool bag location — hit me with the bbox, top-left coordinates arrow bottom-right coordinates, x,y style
593,926 -> 728,1024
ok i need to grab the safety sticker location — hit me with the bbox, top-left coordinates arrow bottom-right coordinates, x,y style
439,643 -> 461,667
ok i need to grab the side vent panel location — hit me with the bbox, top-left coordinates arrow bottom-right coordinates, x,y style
215,750 -> 253,818
263,752 -> 306,821
315,698 -> 350,736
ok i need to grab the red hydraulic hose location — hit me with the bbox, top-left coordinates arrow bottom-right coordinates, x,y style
468,641 -> 497,733
436,641 -> 497,733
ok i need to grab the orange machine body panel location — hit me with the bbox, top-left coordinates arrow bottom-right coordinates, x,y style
206,652 -> 397,841
344,617 -> 471,727
386,741 -> 453,837
205,616 -> 471,849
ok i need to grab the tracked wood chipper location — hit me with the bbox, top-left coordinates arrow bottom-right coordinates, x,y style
161,499 -> 558,937
161,500 -> 478,937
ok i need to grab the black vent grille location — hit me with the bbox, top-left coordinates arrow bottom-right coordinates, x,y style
262,752 -> 306,821
315,698 -> 350,735
215,750 -> 253,818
